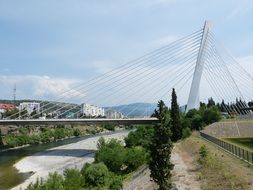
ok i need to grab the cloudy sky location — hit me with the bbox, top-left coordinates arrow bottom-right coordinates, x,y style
0,0 -> 253,106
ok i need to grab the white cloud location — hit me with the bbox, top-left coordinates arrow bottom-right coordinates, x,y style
0,75 -> 84,102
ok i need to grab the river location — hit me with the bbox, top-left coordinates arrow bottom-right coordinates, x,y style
0,131 -> 127,190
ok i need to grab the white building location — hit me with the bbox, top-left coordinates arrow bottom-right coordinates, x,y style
81,103 -> 105,117
19,102 -> 40,115
105,110 -> 124,119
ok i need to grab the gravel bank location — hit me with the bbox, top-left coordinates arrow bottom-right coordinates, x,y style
12,131 -> 129,190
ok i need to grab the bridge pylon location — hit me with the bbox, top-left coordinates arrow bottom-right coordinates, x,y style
186,21 -> 211,112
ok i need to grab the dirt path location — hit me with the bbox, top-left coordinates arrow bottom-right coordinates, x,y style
171,144 -> 201,190
123,143 -> 200,190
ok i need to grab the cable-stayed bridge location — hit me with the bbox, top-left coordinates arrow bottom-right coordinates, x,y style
1,21 -> 253,126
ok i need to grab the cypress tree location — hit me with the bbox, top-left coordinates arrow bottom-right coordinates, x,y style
149,100 -> 174,190
170,88 -> 182,142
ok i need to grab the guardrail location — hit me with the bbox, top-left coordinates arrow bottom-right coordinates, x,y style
200,132 -> 253,165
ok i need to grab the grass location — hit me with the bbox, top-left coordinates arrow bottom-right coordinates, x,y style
223,138 -> 253,152
178,132 -> 253,190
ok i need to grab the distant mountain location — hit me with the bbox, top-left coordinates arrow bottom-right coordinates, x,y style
104,102 -> 157,117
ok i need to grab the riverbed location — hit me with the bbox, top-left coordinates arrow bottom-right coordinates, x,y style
0,130 -> 129,190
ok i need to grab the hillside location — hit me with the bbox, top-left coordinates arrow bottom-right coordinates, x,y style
105,102 -> 157,117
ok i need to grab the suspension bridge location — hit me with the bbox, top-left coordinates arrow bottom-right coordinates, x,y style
1,21 -> 253,126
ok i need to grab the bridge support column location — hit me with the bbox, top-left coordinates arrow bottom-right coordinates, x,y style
186,21 -> 211,112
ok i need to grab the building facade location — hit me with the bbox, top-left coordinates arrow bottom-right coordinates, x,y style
105,110 -> 124,119
19,102 -> 40,115
81,103 -> 105,117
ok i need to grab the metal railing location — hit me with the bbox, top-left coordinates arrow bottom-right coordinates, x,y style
200,132 -> 253,165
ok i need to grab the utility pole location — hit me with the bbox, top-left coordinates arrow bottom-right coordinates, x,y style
13,83 -> 16,105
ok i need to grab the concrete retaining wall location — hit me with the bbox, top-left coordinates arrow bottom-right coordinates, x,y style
202,120 -> 253,138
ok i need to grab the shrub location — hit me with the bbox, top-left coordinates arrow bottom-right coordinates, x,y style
53,128 -> 65,140
27,178 -> 45,190
30,134 -> 41,144
109,175 -> 123,190
44,172 -> 64,190
182,127 -> 191,139
125,125 -> 154,149
63,168 -> 82,190
126,146 -> 147,171
191,114 -> 203,130
103,124 -> 116,131
83,163 -> 109,187
202,106 -> 221,125
73,128 -> 81,136
81,163 -> 91,177
199,145 -> 208,164
95,139 -> 126,173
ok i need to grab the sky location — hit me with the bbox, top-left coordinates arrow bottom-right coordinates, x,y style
0,0 -> 253,106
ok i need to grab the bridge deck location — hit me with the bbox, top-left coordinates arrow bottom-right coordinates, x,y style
0,118 -> 159,126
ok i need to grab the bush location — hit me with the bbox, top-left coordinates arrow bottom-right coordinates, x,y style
95,139 -> 126,173
182,127 -> 191,139
53,128 -> 65,140
199,145 -> 208,164
40,132 -> 52,143
126,146 -> 147,171
44,172 -> 64,190
27,178 -> 44,190
202,106 -> 221,125
83,162 -> 109,187
29,134 -> 41,144
63,168 -> 82,190
109,175 -> 123,190
191,114 -> 203,130
73,128 -> 81,136
125,125 -> 154,149
103,124 -> 116,131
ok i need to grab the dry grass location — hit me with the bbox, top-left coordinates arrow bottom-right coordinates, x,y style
178,131 -> 253,190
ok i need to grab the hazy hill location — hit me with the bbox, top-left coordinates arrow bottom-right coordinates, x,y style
104,102 -> 157,117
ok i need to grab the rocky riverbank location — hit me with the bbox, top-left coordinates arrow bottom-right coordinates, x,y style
12,131 -> 129,190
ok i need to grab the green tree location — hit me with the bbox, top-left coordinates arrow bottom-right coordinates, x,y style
191,114 -> 203,130
63,168 -> 82,190
207,97 -> 215,107
83,162 -> 109,187
109,175 -> 123,190
27,178 -> 44,190
170,88 -> 182,141
44,172 -> 64,190
149,100 -> 174,190
73,128 -> 81,136
182,127 -> 191,139
202,106 -> 221,125
102,123 -> 116,131
125,125 -> 154,150
126,146 -> 147,171
95,138 -> 126,174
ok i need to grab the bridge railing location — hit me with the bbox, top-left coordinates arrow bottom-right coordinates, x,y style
200,132 -> 253,165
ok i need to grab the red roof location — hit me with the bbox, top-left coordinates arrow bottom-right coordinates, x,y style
0,103 -> 16,110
